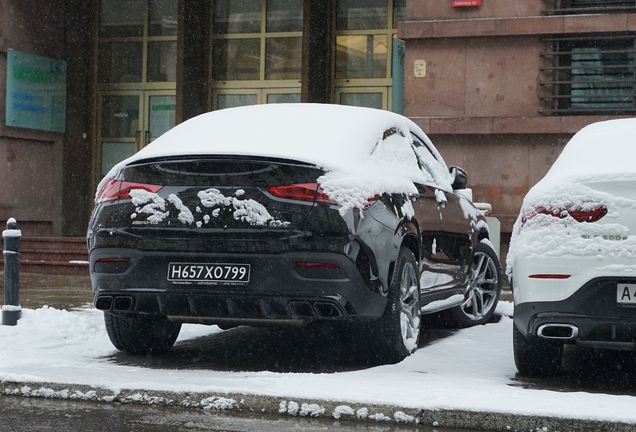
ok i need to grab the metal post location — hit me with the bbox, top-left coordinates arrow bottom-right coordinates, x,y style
3,218 -> 21,325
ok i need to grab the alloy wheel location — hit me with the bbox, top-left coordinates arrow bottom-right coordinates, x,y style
399,261 -> 421,352
460,250 -> 499,321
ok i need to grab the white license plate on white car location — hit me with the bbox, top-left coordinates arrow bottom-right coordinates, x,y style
617,284 -> 636,304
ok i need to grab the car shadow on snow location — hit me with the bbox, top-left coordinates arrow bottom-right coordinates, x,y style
511,344 -> 636,396
102,315 -> 505,373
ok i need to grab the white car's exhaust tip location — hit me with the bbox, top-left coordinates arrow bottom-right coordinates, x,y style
537,323 -> 579,340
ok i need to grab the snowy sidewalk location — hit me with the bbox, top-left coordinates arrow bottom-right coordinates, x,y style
1,300 -> 636,431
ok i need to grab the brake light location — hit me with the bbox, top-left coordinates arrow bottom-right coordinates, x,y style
96,258 -> 130,263
267,183 -> 335,205
524,205 -> 607,223
96,180 -> 162,204
568,207 -> 608,223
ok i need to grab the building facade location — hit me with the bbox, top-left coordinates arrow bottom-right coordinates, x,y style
0,0 -> 634,257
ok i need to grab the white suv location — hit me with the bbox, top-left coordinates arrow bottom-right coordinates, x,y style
508,118 -> 636,376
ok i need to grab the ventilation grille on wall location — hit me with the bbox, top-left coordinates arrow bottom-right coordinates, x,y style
539,36 -> 636,115
542,0 -> 636,15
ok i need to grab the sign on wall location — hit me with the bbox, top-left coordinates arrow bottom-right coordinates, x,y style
6,49 -> 67,133
452,0 -> 482,6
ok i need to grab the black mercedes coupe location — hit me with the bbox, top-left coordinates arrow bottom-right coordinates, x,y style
88,103 -> 501,362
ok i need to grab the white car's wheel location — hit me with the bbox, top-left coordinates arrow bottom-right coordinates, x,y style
513,323 -> 563,377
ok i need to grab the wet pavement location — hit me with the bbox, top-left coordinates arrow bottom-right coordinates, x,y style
0,271 -> 93,310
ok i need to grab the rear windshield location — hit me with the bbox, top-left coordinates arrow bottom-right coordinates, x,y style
124,157 -> 324,187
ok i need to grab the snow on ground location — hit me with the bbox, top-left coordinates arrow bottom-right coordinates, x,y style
1,301 -> 636,425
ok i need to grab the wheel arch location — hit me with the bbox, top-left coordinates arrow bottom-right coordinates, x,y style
387,220 -> 420,288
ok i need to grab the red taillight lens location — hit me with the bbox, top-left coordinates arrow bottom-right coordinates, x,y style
96,258 -> 130,264
96,180 -> 162,204
267,183 -> 334,205
267,183 -> 379,208
567,207 -> 608,223
524,205 -> 607,223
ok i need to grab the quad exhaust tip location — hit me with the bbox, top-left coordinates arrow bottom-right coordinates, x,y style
537,323 -> 579,340
288,301 -> 342,319
95,295 -> 133,312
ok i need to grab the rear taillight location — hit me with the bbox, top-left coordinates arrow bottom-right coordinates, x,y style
567,207 -> 608,223
267,183 -> 379,208
267,183 -> 335,205
96,257 -> 130,264
524,205 -> 607,223
96,180 -> 162,204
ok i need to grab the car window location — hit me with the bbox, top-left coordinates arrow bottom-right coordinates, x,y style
410,133 -> 450,188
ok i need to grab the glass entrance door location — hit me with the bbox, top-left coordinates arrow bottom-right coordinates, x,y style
98,91 -> 175,178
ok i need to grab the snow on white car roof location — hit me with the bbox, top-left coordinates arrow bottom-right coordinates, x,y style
519,117 -> 636,214
541,117 -> 636,183
101,104 -> 453,212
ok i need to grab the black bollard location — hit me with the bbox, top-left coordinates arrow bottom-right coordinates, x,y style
3,218 -> 21,325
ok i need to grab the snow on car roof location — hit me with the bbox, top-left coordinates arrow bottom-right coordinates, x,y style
542,117 -> 636,183
101,104 -> 453,212
129,103 -> 427,169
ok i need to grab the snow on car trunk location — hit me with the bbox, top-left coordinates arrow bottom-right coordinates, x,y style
119,157 -> 321,234
507,118 -> 636,277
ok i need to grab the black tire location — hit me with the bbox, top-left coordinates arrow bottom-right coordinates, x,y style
373,247 -> 421,362
442,241 -> 502,328
104,312 -> 181,355
513,323 -> 563,377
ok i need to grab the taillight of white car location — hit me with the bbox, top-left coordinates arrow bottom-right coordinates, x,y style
522,204 -> 607,224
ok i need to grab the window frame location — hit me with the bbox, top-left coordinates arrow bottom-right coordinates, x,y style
542,0 -> 636,15
539,36 -> 636,115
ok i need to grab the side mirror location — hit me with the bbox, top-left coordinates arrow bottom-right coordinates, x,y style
450,166 -> 468,190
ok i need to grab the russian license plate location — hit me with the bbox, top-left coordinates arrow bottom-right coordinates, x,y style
168,263 -> 250,285
617,284 -> 636,304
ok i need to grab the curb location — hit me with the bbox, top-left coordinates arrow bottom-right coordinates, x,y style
2,380 -> 635,431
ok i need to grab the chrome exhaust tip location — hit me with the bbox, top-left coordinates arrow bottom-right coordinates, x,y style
537,323 -> 579,340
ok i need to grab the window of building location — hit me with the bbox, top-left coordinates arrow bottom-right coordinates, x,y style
539,37 -> 636,115
96,0 -> 178,186
334,0 -> 405,110
98,0 -> 178,83
211,0 -> 303,109
542,0 -> 636,15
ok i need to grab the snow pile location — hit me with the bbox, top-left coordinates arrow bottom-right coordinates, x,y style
100,104 -> 454,214
3,303 -> 636,424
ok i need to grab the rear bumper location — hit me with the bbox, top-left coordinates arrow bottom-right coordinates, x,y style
514,277 -> 636,350
90,247 -> 388,325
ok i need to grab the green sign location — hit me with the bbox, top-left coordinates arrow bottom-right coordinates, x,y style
6,49 -> 67,132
